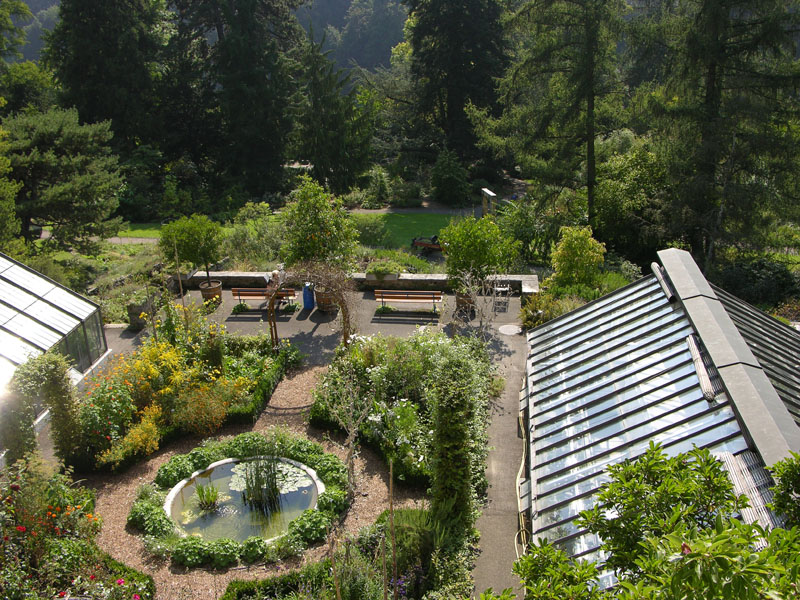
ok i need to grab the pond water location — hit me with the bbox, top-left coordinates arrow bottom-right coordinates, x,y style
167,459 -> 319,542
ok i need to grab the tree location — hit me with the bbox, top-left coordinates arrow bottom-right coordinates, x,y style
159,214 -> 224,284
297,35 -> 376,194
641,0 -> 800,270
0,0 -> 30,63
577,443 -> 747,576
4,108 -> 122,253
471,0 -> 626,227
430,148 -> 469,206
513,445 -> 800,600
0,114 -> 21,249
167,0 -> 304,197
0,61 -> 57,117
280,176 -> 358,266
439,216 -> 521,286
43,0 -> 165,152
402,0 -> 506,157
769,451 -> 800,528
334,0 -> 407,71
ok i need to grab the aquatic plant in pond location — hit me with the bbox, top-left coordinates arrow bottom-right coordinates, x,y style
240,457 -> 280,515
195,482 -> 220,511
167,458 -> 322,543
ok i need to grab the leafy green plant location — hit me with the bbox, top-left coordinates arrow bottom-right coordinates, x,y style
576,443 -> 747,576
208,538 -> 240,569
127,499 -> 175,538
439,216 -> 522,286
366,258 -> 404,278
282,301 -> 300,313
231,302 -> 249,314
546,226 -> 606,288
317,486 -> 348,517
281,175 -> 358,267
365,165 -> 391,208
172,536 -> 210,568
241,536 -> 270,564
288,509 -> 331,544
375,304 -> 396,315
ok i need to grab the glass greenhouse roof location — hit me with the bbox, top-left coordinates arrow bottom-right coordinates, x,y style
0,253 -> 101,392
523,276 -> 751,562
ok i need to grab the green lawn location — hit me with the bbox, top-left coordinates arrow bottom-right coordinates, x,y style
117,222 -> 162,238
381,213 -> 453,248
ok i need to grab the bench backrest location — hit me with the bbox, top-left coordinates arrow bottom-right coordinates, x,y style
375,290 -> 443,300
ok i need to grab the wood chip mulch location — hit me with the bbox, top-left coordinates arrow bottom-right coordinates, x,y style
85,366 -> 425,600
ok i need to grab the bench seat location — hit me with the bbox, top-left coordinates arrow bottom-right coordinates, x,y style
375,289 -> 443,313
232,287 -> 296,306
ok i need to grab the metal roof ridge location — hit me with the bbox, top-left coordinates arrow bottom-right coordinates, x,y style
657,248 -> 800,464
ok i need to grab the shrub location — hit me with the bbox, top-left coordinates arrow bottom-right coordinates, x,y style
172,382 -> 230,436
288,509 -> 331,544
431,148 -> 470,206
281,175 -> 358,267
127,499 -> 175,537
13,353 -> 80,464
208,538 -> 240,569
222,431 -> 273,459
0,389 -> 36,466
364,165 -> 390,208
172,536 -> 210,568
390,177 -> 422,207
159,213 -> 224,284
439,217 -> 521,285
241,536 -> 270,564
547,225 -> 606,287
96,405 -> 162,470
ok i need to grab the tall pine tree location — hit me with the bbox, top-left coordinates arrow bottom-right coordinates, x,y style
297,36 -> 376,194
642,0 -> 800,269
44,0 -> 165,152
403,0 -> 505,158
472,0 -> 626,228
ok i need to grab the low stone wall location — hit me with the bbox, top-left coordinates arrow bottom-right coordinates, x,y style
176,270 -> 540,297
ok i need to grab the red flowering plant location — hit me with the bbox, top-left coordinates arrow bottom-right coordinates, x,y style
76,355 -> 137,468
1,454 -> 153,599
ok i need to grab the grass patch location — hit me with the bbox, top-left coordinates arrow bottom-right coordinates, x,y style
118,223 -> 163,238
382,213 -> 452,248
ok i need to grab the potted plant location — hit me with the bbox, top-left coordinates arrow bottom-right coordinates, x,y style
159,214 -> 224,302
365,259 -> 404,281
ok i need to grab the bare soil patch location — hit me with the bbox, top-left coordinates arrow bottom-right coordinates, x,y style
86,365 -> 425,600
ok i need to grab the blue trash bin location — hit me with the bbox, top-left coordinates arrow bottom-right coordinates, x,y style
303,283 -> 315,310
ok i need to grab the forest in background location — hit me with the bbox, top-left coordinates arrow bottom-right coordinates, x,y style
0,0 -> 798,303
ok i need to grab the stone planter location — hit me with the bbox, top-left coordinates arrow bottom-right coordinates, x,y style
199,279 -> 223,303
126,298 -> 153,331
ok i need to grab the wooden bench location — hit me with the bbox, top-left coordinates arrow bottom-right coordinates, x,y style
231,287 -> 296,308
375,290 -> 443,313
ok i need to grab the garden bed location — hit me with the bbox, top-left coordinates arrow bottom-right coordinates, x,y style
85,366 -> 425,600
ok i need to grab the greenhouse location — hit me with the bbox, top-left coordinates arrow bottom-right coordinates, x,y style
518,248 -> 800,584
0,252 -> 108,402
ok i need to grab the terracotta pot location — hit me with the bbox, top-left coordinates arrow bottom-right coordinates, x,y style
199,279 -> 223,303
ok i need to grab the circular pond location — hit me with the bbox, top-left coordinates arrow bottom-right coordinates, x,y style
164,457 -> 325,543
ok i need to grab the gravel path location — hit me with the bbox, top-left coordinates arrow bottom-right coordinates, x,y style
86,366 -> 424,600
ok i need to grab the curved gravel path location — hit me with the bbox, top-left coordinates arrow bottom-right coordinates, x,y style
86,366 -> 424,600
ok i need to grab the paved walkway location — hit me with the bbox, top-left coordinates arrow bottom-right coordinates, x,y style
101,287 -> 525,596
